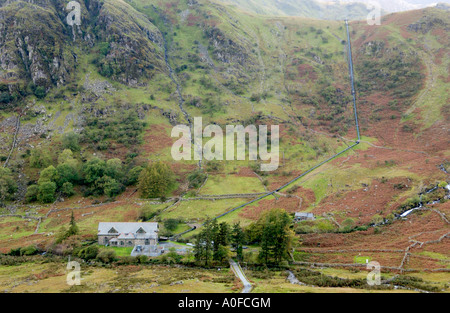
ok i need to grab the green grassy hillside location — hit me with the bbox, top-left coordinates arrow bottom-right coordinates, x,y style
217,0 -> 377,20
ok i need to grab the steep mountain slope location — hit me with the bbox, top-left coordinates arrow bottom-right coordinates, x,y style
217,0 -> 376,20
0,0 -> 448,273
219,0 -> 450,18
334,0 -> 450,13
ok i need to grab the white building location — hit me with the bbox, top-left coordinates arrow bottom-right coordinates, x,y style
98,222 -> 159,247
294,212 -> 315,221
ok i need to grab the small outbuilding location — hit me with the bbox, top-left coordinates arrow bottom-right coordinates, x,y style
294,212 -> 315,222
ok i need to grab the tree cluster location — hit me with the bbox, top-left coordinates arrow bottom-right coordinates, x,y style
26,148 -> 144,203
246,208 -> 294,264
194,219 -> 245,266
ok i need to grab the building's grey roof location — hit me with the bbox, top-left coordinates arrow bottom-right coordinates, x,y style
117,233 -> 136,240
295,212 -> 315,218
98,222 -> 159,236
136,233 -> 157,239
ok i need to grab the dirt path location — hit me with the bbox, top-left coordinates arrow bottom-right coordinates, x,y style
230,259 -> 252,293
286,270 -> 308,286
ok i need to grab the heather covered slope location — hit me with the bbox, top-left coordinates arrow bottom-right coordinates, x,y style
0,0 -> 448,279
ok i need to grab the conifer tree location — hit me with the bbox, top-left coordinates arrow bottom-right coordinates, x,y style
256,208 -> 293,264
194,218 -> 214,266
67,210 -> 79,236
231,222 -> 245,261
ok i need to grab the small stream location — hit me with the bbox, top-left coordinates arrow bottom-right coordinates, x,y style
439,163 -> 449,174
161,34 -> 192,128
399,181 -> 449,218
152,5 -> 200,168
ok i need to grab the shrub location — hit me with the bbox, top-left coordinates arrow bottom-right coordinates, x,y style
138,206 -> 160,222
103,177 -> 123,198
391,276 -> 439,292
25,185 -> 39,203
137,255 -> 148,264
30,148 -> 51,169
438,181 -> 448,188
164,218 -> 181,231
187,170 -> 207,189
20,245 -> 39,256
386,214 -> 395,223
83,158 -> 106,185
57,163 -> 80,187
62,132 -> 81,152
0,92 -> 12,104
295,224 -> 313,234
161,248 -> 183,264
206,160 -> 224,172
342,218 -> 355,227
96,249 -> 116,263
81,107 -> 145,151
61,182 -> 75,197
34,86 -> 46,99
399,196 -> 421,212
315,220 -> 336,233
355,225 -> 368,231
292,268 -> 370,289
126,166 -> 143,186
250,94 -> 261,102
402,124 -> 414,133
394,183 -> 407,190
58,149 -> 75,165
78,246 -> 99,261
0,167 -> 17,202
8,248 -> 21,256
37,181 -> 57,203
98,42 -> 110,56
370,215 -> 383,225
116,256 -> 138,265
38,165 -> 58,185
105,158 -> 124,181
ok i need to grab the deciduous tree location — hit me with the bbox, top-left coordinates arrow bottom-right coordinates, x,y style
138,161 -> 174,199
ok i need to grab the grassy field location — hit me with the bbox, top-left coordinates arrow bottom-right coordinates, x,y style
0,262 -> 239,293
1,258 -> 447,293
199,175 -> 266,195
101,246 -> 134,256
160,198 -> 247,222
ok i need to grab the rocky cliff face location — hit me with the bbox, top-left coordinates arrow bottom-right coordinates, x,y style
204,26 -> 250,67
0,0 -> 167,103
0,0 -> 75,93
94,0 -> 166,86
407,15 -> 449,33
